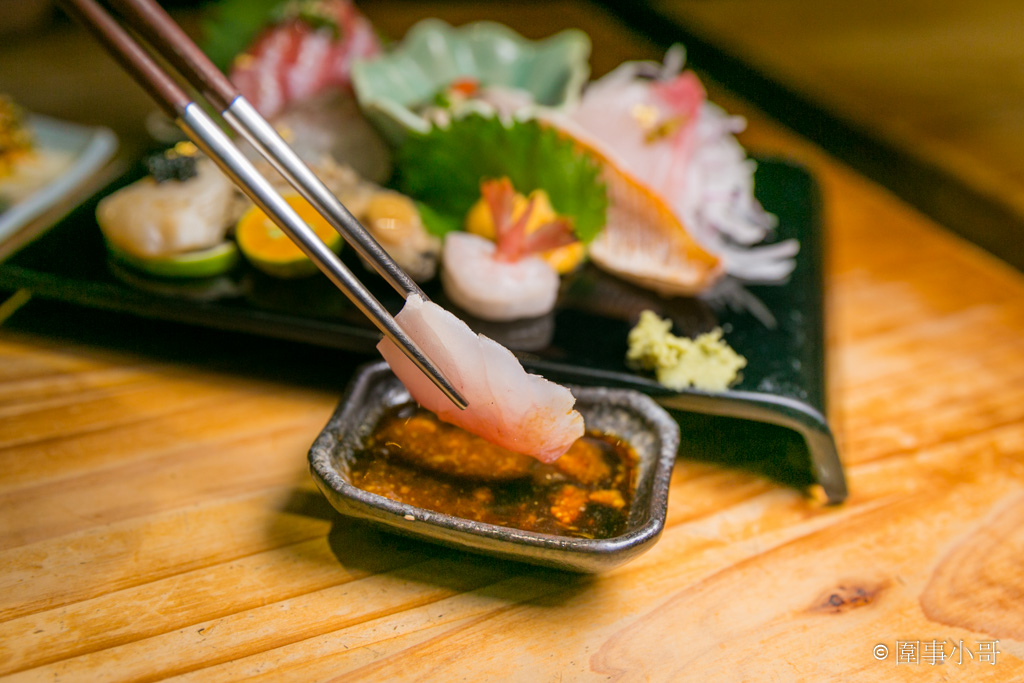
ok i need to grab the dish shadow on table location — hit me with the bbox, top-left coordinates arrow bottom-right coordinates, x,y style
275,483 -> 599,598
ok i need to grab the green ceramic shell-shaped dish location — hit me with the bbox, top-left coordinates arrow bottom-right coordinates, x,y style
352,19 -> 590,145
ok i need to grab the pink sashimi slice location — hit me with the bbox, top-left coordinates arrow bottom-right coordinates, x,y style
377,295 -> 584,462
228,0 -> 382,118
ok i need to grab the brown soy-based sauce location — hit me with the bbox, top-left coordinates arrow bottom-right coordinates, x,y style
350,403 -> 638,539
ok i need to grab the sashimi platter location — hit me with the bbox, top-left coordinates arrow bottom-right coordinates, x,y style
0,0 -> 844,563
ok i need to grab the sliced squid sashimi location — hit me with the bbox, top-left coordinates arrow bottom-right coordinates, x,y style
442,232 -> 560,322
377,295 -> 584,462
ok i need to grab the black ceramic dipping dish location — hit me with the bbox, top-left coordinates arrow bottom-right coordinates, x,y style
309,361 -> 681,573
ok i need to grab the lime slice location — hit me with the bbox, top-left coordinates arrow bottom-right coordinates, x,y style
236,195 -> 341,278
107,241 -> 240,279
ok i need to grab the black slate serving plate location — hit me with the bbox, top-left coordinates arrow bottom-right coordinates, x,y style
0,157 -> 845,502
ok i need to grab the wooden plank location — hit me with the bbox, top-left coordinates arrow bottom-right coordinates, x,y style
0,387 -> 330,495
5,556 -> 524,681
0,412 -> 327,549
0,490 -> 330,622
0,533 -> 426,675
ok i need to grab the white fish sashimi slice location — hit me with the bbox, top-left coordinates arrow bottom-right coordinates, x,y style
378,295 -> 499,430
377,295 -> 584,462
415,295 -> 503,429
538,112 -> 722,296
479,334 -> 580,457
478,335 -> 533,441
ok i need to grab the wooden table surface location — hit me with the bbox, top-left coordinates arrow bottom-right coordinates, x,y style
3,2 -> 1024,680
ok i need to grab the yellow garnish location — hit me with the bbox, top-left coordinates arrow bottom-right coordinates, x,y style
236,194 -> 340,278
626,310 -> 746,391
629,103 -> 659,131
232,53 -> 255,70
644,115 -> 686,143
630,102 -> 688,143
0,95 -> 33,177
172,141 -> 198,157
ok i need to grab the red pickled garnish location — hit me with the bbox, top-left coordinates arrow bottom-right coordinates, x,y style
449,77 -> 480,97
651,70 -> 705,122
521,217 -> 577,254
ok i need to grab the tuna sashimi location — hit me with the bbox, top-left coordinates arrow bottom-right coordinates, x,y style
229,0 -> 381,118
377,295 -> 584,462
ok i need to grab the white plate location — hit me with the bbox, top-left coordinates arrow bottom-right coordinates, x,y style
0,115 -> 117,244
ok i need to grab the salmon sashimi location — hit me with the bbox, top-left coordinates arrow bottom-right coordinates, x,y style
377,295 -> 584,462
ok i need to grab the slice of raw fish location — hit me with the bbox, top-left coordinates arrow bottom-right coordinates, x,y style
553,118 -> 723,295
377,295 -> 584,462
552,50 -> 797,283
229,0 -> 381,119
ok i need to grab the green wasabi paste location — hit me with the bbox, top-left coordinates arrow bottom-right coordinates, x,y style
626,310 -> 746,392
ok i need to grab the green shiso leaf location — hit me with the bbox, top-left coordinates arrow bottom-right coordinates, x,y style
395,114 -> 607,243
415,201 -> 462,238
200,0 -> 285,72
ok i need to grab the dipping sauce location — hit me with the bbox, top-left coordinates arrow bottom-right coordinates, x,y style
350,403 -> 638,539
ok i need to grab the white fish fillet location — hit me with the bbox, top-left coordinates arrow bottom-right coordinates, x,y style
377,295 -> 584,462
564,54 -> 797,283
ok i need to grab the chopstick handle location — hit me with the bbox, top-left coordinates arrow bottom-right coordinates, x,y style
103,0 -> 427,302
104,0 -> 240,111
57,0 -> 191,118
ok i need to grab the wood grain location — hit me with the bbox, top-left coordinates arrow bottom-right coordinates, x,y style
2,1 -> 1024,680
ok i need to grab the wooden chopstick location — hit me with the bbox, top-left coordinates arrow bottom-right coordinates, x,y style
55,0 -> 468,410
